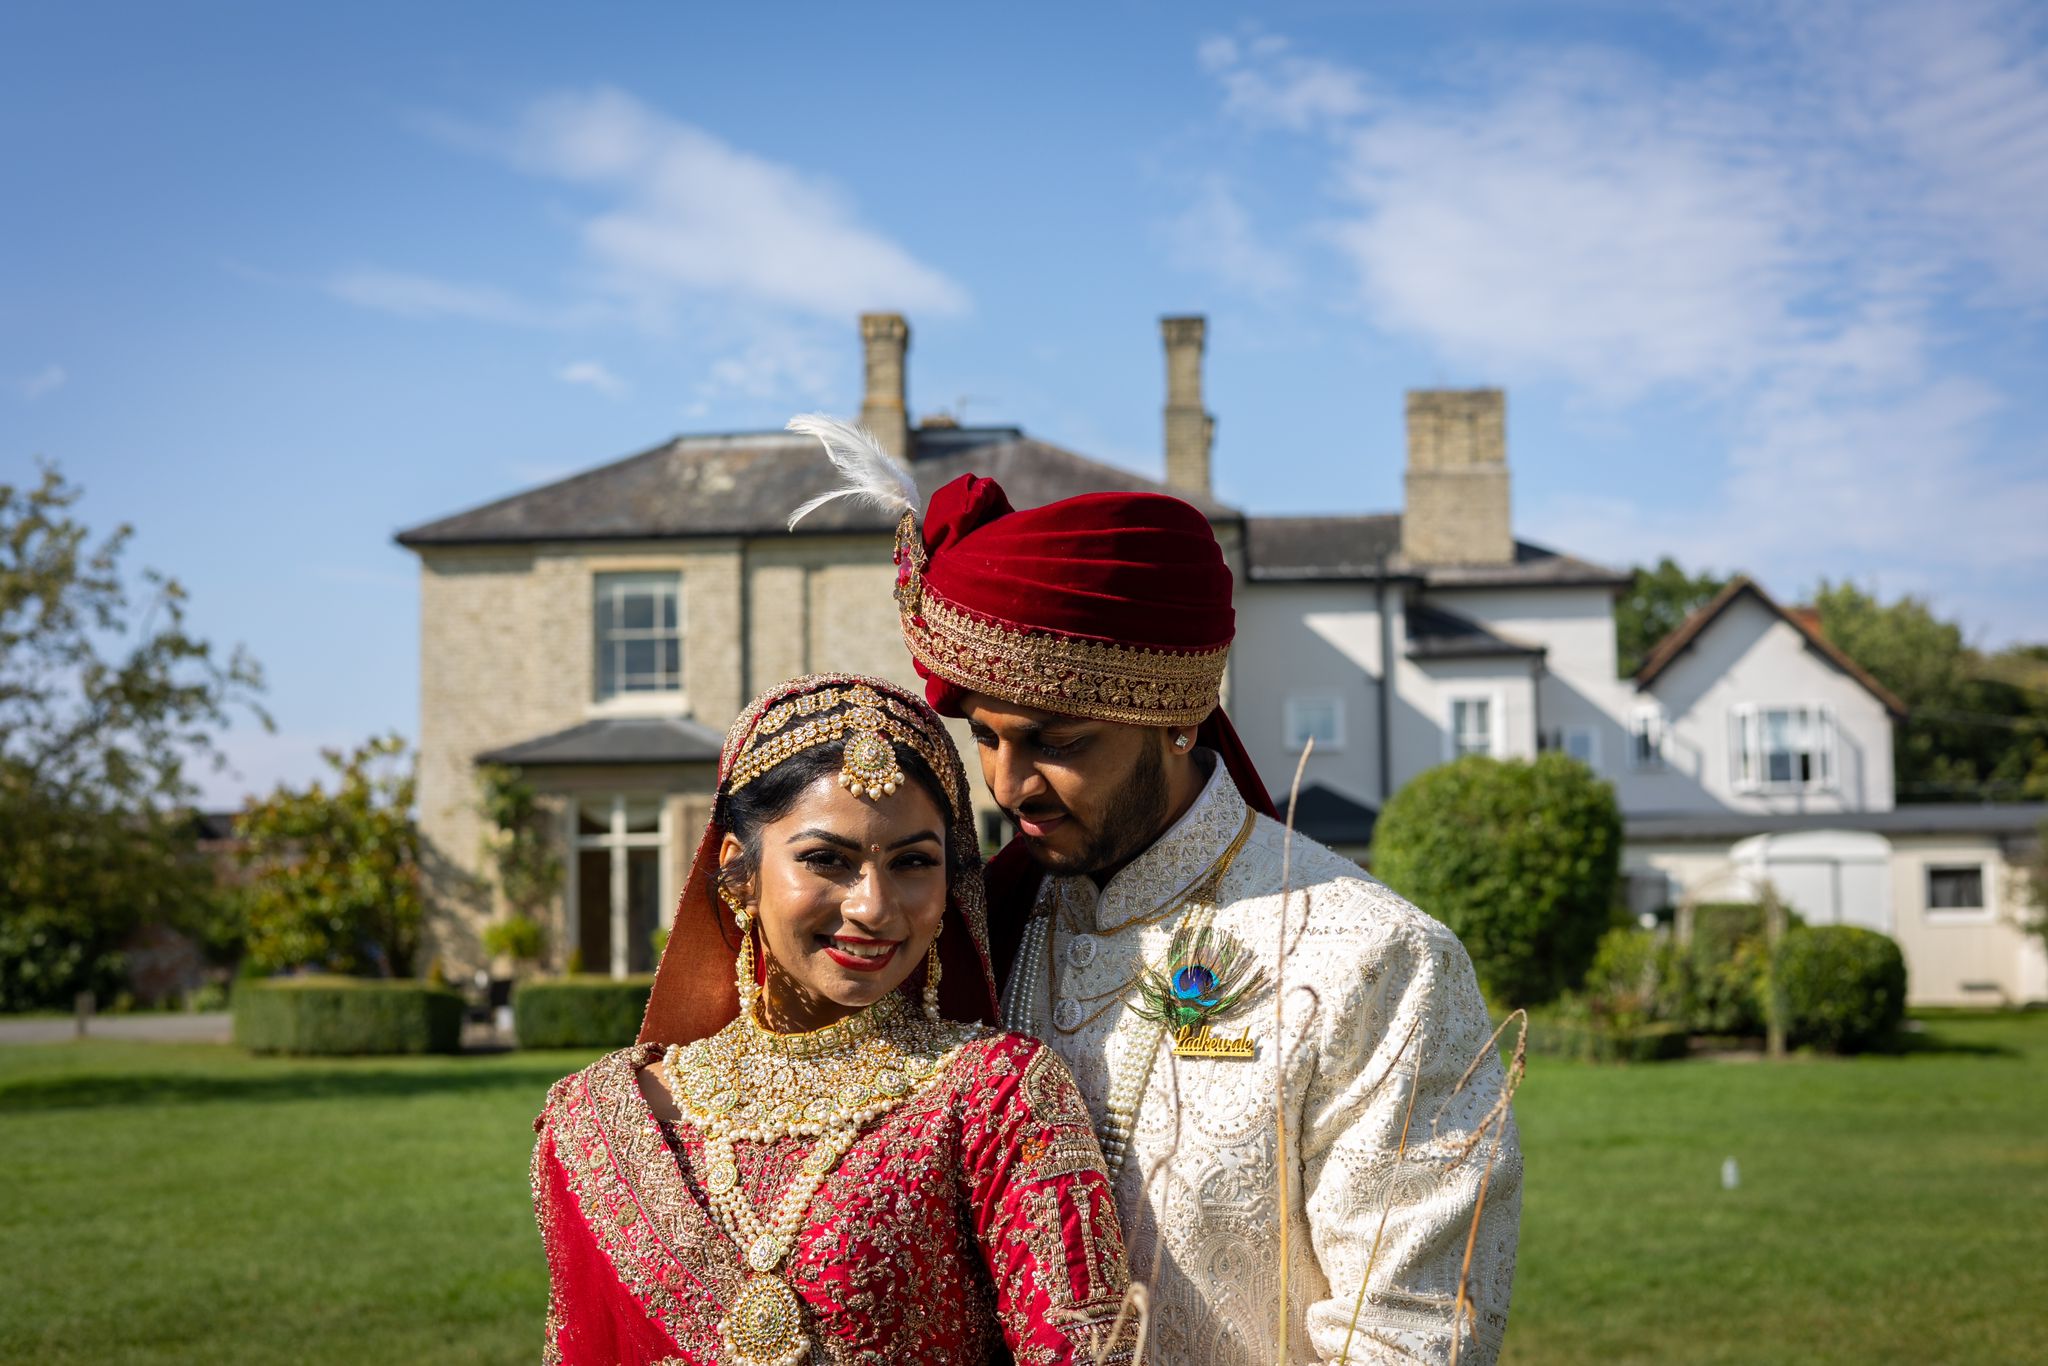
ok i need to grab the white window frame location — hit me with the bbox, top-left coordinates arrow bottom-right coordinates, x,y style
562,794 -> 676,978
1283,694 -> 1346,753
1730,702 -> 1838,794
1629,703 -> 1667,772
591,571 -> 685,713
1443,689 -> 1506,761
1924,862 -> 1994,923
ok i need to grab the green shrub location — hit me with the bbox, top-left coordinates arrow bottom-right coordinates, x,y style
481,916 -> 545,963
1772,925 -> 1908,1053
1373,753 -> 1623,1006
1670,901 -> 1805,1037
234,976 -> 463,1055
1518,999 -> 1688,1063
513,975 -> 654,1050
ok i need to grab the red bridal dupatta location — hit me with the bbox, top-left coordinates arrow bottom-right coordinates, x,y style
530,675 -> 1132,1366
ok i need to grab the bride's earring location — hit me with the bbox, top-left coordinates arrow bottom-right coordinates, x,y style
923,921 -> 944,1023
720,883 -> 759,1017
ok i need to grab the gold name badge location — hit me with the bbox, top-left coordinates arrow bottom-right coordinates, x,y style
1173,1024 -> 1256,1060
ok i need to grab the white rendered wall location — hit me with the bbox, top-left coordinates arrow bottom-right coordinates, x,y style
1643,594 -> 1895,814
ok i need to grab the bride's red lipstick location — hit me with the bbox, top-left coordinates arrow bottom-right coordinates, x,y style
821,936 -> 901,973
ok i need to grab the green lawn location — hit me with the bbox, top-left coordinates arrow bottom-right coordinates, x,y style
2,1014 -> 2044,1365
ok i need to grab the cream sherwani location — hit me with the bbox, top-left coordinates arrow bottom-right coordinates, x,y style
1002,760 -> 1521,1366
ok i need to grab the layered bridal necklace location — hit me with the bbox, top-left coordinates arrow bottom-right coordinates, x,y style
662,990 -> 972,1366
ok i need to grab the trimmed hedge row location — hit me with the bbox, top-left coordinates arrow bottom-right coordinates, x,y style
235,976 -> 463,1055
514,975 -> 654,1050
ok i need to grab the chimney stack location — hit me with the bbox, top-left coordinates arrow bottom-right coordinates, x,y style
859,312 -> 910,462
1401,388 -> 1513,566
1161,315 -> 1214,498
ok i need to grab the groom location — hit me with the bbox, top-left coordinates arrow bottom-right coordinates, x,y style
889,474 -> 1521,1365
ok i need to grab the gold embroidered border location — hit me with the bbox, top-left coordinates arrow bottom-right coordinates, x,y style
903,593 -> 1226,728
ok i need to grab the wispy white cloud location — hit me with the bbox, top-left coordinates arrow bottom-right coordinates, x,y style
1197,3 -> 2048,639
18,364 -> 67,399
1198,30 -> 1373,131
1162,175 -> 1297,298
485,87 -> 969,321
325,268 -> 544,325
557,359 -> 627,397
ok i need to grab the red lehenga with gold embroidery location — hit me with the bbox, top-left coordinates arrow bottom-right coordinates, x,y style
531,673 -> 1131,1366
532,1001 -> 1129,1366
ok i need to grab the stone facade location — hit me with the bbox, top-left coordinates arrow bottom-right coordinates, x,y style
1401,388 -> 1513,566
414,512 -> 1029,975
1162,315 -> 1214,498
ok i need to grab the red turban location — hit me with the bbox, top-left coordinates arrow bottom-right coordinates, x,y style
892,473 -> 1277,819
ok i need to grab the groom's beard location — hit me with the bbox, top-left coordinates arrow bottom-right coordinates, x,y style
1015,737 -> 1169,879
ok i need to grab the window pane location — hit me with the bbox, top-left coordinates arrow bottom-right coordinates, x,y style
619,591 -> 654,630
577,849 -> 613,969
623,638 -> 657,681
662,592 -> 678,630
626,849 -> 661,973
577,800 -> 613,836
1928,867 -> 1984,909
662,638 -> 681,680
622,798 -> 662,833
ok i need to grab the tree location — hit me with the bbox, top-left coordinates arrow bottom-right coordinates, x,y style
2022,820 -> 2048,960
1615,558 -> 1729,677
0,464 -> 266,1010
1812,582 -> 2048,802
1372,752 -> 1623,1006
477,763 -> 561,968
237,734 -> 423,976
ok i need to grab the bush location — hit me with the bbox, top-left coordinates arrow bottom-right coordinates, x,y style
1669,901 -> 1805,1038
514,976 -> 654,1050
1772,925 -> 1908,1053
1373,753 -> 1623,1006
481,916 -> 546,963
1532,927 -> 1689,1063
234,976 -> 463,1055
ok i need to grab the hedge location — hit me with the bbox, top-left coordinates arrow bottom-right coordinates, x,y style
1772,925 -> 1908,1053
1373,753 -> 1623,1006
234,975 -> 463,1055
514,975 -> 654,1050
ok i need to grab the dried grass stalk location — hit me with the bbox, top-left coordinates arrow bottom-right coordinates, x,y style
1272,739 -> 1314,1366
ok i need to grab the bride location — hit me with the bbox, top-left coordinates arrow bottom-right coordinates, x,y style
531,674 -> 1132,1366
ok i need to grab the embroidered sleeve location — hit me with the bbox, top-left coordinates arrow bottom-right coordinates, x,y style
958,1035 -> 1135,1366
530,1087 -> 695,1366
1297,919 -> 1523,1365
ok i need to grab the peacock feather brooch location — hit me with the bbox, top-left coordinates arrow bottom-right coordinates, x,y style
1133,923 -> 1266,1058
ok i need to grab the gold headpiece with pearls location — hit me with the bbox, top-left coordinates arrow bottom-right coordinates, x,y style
726,683 -> 950,805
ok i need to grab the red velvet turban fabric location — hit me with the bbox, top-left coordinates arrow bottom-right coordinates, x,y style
893,473 -> 1277,819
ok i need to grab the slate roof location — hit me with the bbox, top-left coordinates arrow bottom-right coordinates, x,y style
1405,602 -> 1545,660
475,716 -> 725,767
1635,577 -> 1908,717
1282,783 -> 1378,849
1243,515 -> 1402,580
1625,803 -> 2048,842
1243,515 -> 1627,588
396,427 -> 1237,548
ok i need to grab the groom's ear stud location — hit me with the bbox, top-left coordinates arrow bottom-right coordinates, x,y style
1173,733 -> 1192,751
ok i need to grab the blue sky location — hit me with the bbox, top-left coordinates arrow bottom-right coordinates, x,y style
5,1 -> 2045,805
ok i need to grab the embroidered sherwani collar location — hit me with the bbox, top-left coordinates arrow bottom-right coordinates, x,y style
1053,755 -> 1249,933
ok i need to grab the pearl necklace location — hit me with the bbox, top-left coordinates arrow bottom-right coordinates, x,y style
663,991 -> 972,1366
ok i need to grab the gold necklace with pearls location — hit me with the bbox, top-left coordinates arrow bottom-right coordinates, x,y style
662,990 -> 973,1366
